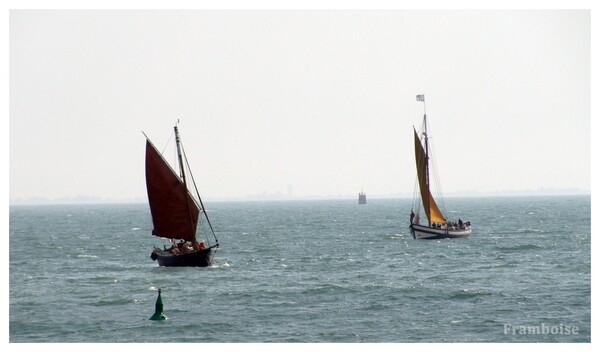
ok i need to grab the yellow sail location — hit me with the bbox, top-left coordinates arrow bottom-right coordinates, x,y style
414,128 -> 445,224
427,192 -> 445,224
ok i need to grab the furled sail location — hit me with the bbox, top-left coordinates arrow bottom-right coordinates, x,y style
145,139 -> 200,241
413,128 -> 445,224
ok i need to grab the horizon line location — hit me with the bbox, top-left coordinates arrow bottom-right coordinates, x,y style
8,188 -> 591,205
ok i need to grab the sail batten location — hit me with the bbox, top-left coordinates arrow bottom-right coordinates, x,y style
413,128 -> 445,224
145,139 -> 200,241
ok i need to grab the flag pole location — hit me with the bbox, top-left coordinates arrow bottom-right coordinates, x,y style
416,94 -> 426,115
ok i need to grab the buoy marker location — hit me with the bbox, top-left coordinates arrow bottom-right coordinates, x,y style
149,288 -> 167,320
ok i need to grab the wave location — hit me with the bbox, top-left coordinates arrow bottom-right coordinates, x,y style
497,244 -> 542,252
516,228 -> 546,234
300,283 -> 359,295
210,261 -> 231,268
450,289 -> 492,300
91,298 -> 134,307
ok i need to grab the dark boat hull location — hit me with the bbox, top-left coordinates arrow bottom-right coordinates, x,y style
409,224 -> 472,240
151,246 -> 216,267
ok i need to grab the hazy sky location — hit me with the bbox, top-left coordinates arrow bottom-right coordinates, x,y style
9,9 -> 591,201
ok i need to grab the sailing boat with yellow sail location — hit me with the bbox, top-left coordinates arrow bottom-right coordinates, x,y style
409,94 -> 472,240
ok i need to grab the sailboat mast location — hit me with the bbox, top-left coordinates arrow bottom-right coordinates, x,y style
422,97 -> 429,183
421,99 -> 432,227
174,125 -> 187,185
423,115 -> 430,183
174,125 -> 198,246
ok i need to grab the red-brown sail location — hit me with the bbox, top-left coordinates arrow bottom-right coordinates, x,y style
145,139 -> 199,241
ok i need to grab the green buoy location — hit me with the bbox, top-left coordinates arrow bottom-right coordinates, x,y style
149,288 -> 167,320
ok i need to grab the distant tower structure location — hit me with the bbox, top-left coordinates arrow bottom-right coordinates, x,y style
358,189 -> 367,205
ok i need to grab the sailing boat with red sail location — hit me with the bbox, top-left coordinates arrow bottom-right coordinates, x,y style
409,95 -> 472,240
145,123 -> 219,266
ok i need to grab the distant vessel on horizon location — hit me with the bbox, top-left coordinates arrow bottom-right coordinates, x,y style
144,122 -> 219,266
358,190 -> 366,205
409,95 -> 472,240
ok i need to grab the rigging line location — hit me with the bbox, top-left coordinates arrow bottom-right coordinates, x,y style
430,123 -> 446,209
432,153 -> 446,213
423,113 -> 446,217
180,142 -> 219,245
197,214 -> 211,247
160,131 -> 175,156
172,132 -> 206,244
411,126 -> 418,209
174,126 -> 198,245
412,176 -> 420,216
412,126 -> 424,215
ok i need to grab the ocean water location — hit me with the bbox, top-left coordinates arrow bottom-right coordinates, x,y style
9,196 -> 590,342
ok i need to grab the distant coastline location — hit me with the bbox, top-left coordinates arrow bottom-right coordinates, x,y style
8,188 -> 591,205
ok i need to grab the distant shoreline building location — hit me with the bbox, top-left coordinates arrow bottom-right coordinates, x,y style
358,190 -> 366,205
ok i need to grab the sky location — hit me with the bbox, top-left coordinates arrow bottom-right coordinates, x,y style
8,8 -> 591,203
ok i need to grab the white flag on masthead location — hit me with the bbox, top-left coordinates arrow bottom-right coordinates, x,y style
416,94 -> 425,102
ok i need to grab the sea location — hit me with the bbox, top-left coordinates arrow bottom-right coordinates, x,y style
8,196 -> 591,343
